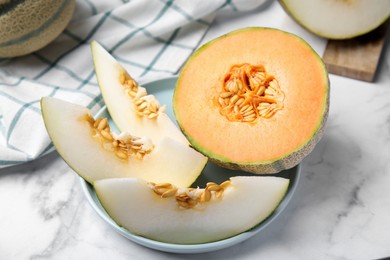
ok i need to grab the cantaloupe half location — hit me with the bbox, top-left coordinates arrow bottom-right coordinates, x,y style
41,97 -> 207,186
173,27 -> 329,174
91,41 -> 188,146
279,0 -> 390,39
94,176 -> 290,244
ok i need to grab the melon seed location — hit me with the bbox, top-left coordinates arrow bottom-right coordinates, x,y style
161,188 -> 177,198
217,63 -> 284,123
149,180 -> 231,209
100,130 -> 113,141
115,150 -> 128,160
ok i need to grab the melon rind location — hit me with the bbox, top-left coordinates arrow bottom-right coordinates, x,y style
94,176 -> 290,244
41,97 -> 207,187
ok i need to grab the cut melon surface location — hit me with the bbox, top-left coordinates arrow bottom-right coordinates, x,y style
41,97 -> 207,187
173,27 -> 329,174
280,0 -> 390,39
94,176 -> 290,244
91,41 -> 188,146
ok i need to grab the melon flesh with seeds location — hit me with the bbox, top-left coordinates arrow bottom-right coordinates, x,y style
41,97 -> 207,187
173,27 -> 329,174
91,41 -> 188,146
94,176 -> 290,244
279,0 -> 390,39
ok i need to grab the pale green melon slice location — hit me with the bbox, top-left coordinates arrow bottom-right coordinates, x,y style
280,0 -> 390,39
41,97 -> 207,186
94,176 -> 289,244
91,41 -> 188,145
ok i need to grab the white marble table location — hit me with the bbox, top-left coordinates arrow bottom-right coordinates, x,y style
1,2 -> 390,259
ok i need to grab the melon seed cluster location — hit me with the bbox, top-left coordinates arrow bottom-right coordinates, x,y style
217,63 -> 284,122
149,180 -> 231,209
119,72 -> 165,119
85,114 -> 153,160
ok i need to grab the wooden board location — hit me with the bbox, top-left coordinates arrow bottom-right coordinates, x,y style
323,22 -> 389,82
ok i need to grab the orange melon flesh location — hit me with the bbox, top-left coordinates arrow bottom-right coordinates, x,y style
174,28 -> 329,171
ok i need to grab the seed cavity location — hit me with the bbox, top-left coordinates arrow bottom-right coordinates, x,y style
149,180 -> 232,209
216,63 -> 284,123
119,71 -> 166,120
85,114 -> 154,161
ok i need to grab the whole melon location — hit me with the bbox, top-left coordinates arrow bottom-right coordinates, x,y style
173,27 -> 330,174
0,0 -> 76,58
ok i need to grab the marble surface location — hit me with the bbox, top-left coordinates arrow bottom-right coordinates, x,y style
1,2 -> 390,259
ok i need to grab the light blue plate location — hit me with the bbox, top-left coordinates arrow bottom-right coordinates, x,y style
79,76 -> 300,254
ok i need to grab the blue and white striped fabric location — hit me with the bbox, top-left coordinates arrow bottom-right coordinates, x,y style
0,0 -> 266,168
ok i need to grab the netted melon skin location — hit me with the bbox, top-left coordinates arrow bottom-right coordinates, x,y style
0,0 -> 75,57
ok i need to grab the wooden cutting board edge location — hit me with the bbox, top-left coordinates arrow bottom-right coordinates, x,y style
322,21 -> 390,82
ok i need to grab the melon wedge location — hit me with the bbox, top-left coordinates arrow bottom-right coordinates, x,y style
41,97 -> 207,186
94,176 -> 290,244
280,0 -> 390,39
91,41 -> 188,145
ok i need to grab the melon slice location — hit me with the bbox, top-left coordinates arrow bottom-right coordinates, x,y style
94,176 -> 290,244
279,0 -> 390,39
91,41 -> 188,145
173,27 -> 329,174
41,97 -> 207,186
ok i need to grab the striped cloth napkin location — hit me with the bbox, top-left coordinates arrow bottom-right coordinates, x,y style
0,0 -> 267,168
